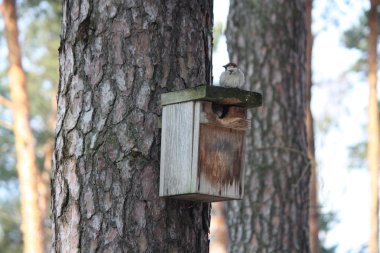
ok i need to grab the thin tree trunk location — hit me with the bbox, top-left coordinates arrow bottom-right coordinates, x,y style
306,1 -> 319,253
38,95 -> 56,252
38,138 -> 54,252
52,1 -> 213,252
39,142 -> 53,219
210,202 -> 228,253
368,0 -> 379,252
1,0 -> 45,252
225,1 -> 309,252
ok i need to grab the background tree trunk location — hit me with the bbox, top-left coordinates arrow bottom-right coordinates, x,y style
1,0 -> 45,252
38,95 -> 57,252
225,1 -> 309,252
52,1 -> 213,252
210,202 -> 228,253
368,0 -> 379,252
305,1 -> 320,253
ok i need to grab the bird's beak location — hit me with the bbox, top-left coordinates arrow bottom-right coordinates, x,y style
222,64 -> 228,68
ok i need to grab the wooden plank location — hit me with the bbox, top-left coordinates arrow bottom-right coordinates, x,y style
198,124 -> 244,199
161,85 -> 262,108
190,101 -> 201,193
159,102 -> 195,196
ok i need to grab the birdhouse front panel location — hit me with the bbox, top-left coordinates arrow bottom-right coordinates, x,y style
198,124 -> 245,198
197,102 -> 246,200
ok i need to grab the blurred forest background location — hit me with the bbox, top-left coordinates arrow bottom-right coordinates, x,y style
0,0 -> 59,252
0,0 -> 377,252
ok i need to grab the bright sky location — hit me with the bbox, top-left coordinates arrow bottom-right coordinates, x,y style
214,1 -> 372,252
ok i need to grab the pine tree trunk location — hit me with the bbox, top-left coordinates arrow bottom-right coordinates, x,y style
210,202 -> 228,253
225,1 -> 309,252
305,1 -> 319,253
368,0 -> 379,252
2,0 -> 45,252
52,1 -> 213,252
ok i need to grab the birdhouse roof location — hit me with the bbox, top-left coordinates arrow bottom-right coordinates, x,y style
161,85 -> 262,108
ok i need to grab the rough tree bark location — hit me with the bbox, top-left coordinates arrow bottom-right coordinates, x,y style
1,0 -> 45,252
305,1 -> 319,253
225,1 -> 310,252
52,1 -> 213,252
368,1 -> 379,252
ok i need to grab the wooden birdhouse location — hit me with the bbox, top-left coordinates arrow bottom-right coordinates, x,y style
159,85 -> 262,202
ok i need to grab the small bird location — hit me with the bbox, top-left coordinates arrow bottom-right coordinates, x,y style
219,62 -> 245,88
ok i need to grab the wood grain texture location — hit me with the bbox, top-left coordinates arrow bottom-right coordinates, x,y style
160,102 -> 195,196
160,101 -> 245,201
191,101 -> 202,193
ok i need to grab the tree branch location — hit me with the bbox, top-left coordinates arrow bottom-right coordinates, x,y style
0,95 -> 13,109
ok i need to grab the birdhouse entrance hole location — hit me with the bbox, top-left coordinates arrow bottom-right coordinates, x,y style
211,103 -> 229,119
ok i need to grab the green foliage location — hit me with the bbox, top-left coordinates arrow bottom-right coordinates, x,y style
319,210 -> 338,253
342,7 -> 380,73
22,0 -> 60,120
343,14 -> 368,51
342,6 -> 380,170
321,245 -> 338,253
348,141 -> 367,169
0,127 -> 16,182
0,199 -> 22,253
316,113 -> 338,136
347,101 -> 380,169
20,0 -> 60,173
342,13 -> 369,73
